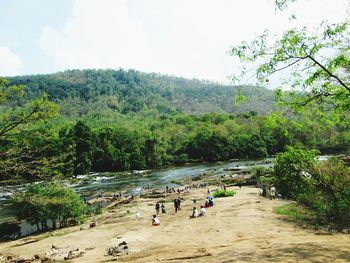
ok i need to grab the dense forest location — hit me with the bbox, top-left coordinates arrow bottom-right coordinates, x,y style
1,69 -> 349,183
8,69 -> 276,117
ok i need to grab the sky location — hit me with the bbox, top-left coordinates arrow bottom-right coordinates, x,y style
0,0 -> 348,83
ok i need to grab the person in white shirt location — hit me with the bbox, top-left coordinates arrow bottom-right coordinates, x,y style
152,215 -> 160,226
135,210 -> 141,220
270,186 -> 276,200
190,207 -> 198,218
200,206 -> 206,216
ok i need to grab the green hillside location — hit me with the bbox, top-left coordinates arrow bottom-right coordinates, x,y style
9,69 -> 276,117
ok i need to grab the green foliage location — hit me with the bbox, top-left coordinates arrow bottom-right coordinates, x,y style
0,77 -> 59,138
8,69 -> 277,116
73,121 -> 94,174
305,158 -> 350,227
11,182 -> 88,231
213,189 -> 236,198
231,17 -> 350,113
0,77 -> 61,182
274,145 -> 319,199
274,146 -> 350,228
2,71 -> 350,182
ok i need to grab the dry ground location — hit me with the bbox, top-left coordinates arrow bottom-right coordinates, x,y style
1,186 -> 349,262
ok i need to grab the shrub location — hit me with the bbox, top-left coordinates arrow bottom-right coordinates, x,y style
213,189 -> 236,198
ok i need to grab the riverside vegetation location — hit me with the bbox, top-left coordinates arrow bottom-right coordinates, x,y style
0,67 -> 350,237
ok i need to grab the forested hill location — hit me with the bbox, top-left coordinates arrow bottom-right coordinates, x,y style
9,69 -> 276,117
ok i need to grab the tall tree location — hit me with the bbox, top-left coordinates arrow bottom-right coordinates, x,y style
0,78 -> 60,181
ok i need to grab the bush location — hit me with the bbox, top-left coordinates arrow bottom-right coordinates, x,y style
213,189 -> 236,198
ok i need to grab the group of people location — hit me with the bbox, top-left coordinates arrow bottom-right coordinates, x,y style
151,189 -> 215,226
190,206 -> 206,218
259,185 -> 277,199
155,202 -> 167,214
113,192 -> 122,199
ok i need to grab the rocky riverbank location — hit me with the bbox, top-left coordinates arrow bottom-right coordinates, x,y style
0,184 -> 349,262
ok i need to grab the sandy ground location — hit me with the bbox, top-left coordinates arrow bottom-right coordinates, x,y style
0,186 -> 350,262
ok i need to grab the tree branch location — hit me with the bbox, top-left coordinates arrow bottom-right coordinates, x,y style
307,55 -> 350,94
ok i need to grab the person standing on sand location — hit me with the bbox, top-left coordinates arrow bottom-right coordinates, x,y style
174,199 -> 179,213
135,210 -> 141,220
177,197 -> 181,211
155,202 -> 160,214
161,203 -> 167,214
270,186 -> 276,200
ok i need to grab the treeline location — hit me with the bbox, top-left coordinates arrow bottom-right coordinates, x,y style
2,109 -> 349,181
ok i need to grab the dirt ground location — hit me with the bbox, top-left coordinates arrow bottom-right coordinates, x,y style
1,186 -> 349,262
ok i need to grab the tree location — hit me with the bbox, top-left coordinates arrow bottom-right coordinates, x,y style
230,17 -> 350,112
73,121 -> 95,175
274,145 -> 319,199
0,77 -> 59,138
11,182 -> 87,232
0,78 -> 60,181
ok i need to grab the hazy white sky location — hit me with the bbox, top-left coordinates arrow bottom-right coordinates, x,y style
0,0 -> 348,83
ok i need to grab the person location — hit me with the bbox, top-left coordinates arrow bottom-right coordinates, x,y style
223,185 -> 227,191
174,198 -> 179,213
152,215 -> 160,226
200,206 -> 206,216
135,210 -> 141,220
176,197 -> 181,211
155,202 -> 160,214
190,207 -> 198,218
161,203 -> 167,214
270,186 -> 276,200
208,197 -> 214,207
207,188 -> 211,194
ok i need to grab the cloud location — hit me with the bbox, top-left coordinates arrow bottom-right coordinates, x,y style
0,46 -> 22,76
38,0 -> 349,83
39,0 -> 150,71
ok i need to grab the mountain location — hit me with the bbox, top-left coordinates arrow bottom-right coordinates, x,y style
9,69 -> 276,117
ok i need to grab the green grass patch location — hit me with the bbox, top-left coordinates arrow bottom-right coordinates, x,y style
170,179 -> 183,185
213,189 -> 236,198
275,204 -> 323,229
